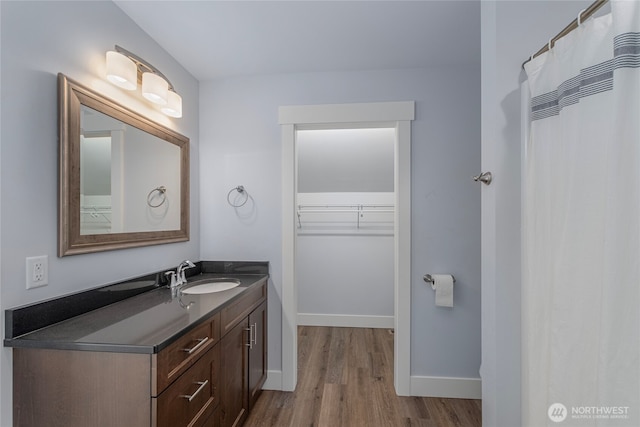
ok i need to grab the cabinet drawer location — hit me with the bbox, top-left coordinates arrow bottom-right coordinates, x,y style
154,312 -> 220,394
221,282 -> 266,336
154,344 -> 220,427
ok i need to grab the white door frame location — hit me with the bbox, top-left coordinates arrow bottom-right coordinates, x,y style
279,101 -> 415,395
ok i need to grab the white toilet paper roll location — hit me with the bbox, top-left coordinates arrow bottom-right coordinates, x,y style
431,274 -> 454,307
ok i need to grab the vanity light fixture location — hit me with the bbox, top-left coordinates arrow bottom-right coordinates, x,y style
105,45 -> 182,118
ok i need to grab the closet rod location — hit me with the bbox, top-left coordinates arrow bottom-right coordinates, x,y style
521,0 -> 608,69
298,209 -> 394,214
298,204 -> 394,209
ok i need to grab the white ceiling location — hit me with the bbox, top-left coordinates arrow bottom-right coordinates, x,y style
114,0 -> 480,81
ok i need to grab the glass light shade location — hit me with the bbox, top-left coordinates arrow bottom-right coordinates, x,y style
142,72 -> 168,105
161,91 -> 183,118
106,51 -> 137,90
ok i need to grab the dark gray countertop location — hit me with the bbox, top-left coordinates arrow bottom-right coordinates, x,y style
4,269 -> 268,354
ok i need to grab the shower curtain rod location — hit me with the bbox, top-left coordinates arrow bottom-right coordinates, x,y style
521,0 -> 609,69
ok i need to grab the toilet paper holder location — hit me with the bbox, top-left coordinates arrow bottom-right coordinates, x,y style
423,274 -> 456,284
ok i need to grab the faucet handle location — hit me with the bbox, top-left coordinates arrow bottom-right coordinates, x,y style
178,260 -> 196,271
165,271 -> 178,288
177,260 -> 196,285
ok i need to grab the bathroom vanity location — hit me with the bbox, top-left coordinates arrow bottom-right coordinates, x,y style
4,261 -> 268,427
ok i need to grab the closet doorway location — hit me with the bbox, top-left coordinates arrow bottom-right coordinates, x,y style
296,126 -> 395,328
280,101 -> 414,395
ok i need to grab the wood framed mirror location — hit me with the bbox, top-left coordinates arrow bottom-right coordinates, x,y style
58,73 -> 189,256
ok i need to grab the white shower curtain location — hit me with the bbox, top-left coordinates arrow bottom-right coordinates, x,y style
522,1 -> 639,426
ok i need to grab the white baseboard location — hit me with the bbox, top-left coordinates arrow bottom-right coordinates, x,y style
263,370 -> 480,398
297,313 -> 394,329
410,375 -> 482,399
263,370 -> 283,390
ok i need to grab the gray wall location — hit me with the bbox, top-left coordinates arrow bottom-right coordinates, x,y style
0,2 -> 200,424
480,1 -> 594,425
199,66 -> 481,380
297,231 -> 394,320
297,128 -> 395,193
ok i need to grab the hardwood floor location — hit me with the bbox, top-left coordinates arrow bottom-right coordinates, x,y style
244,326 -> 481,427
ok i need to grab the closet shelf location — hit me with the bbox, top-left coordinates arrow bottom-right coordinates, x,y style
296,204 -> 394,229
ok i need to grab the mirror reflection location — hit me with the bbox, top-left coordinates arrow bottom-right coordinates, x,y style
80,106 -> 181,235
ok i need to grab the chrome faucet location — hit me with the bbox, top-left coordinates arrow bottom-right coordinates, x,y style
165,260 -> 196,290
176,260 -> 196,286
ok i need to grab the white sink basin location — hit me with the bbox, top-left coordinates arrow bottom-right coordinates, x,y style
181,279 -> 241,295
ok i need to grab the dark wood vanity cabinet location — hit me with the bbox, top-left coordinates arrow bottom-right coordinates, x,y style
13,313 -> 222,427
11,282 -> 267,427
153,313 -> 220,395
13,348 -> 153,427
219,285 -> 268,427
154,344 -> 220,427
151,313 -> 221,427
220,319 -> 250,426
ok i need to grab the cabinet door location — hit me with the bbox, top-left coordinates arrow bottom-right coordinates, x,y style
220,320 -> 249,427
248,301 -> 267,410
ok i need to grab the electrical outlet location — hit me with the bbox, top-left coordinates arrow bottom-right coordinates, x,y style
26,256 -> 48,289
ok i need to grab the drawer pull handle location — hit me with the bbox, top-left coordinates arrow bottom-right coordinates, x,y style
244,327 -> 252,349
245,323 -> 258,348
181,380 -> 209,402
251,322 -> 258,346
183,337 -> 209,354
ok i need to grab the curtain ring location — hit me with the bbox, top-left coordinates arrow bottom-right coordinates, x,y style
548,38 -> 553,51
227,185 -> 248,208
147,186 -> 167,208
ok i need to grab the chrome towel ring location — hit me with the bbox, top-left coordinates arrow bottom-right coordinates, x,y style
227,185 -> 249,207
147,186 -> 167,208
